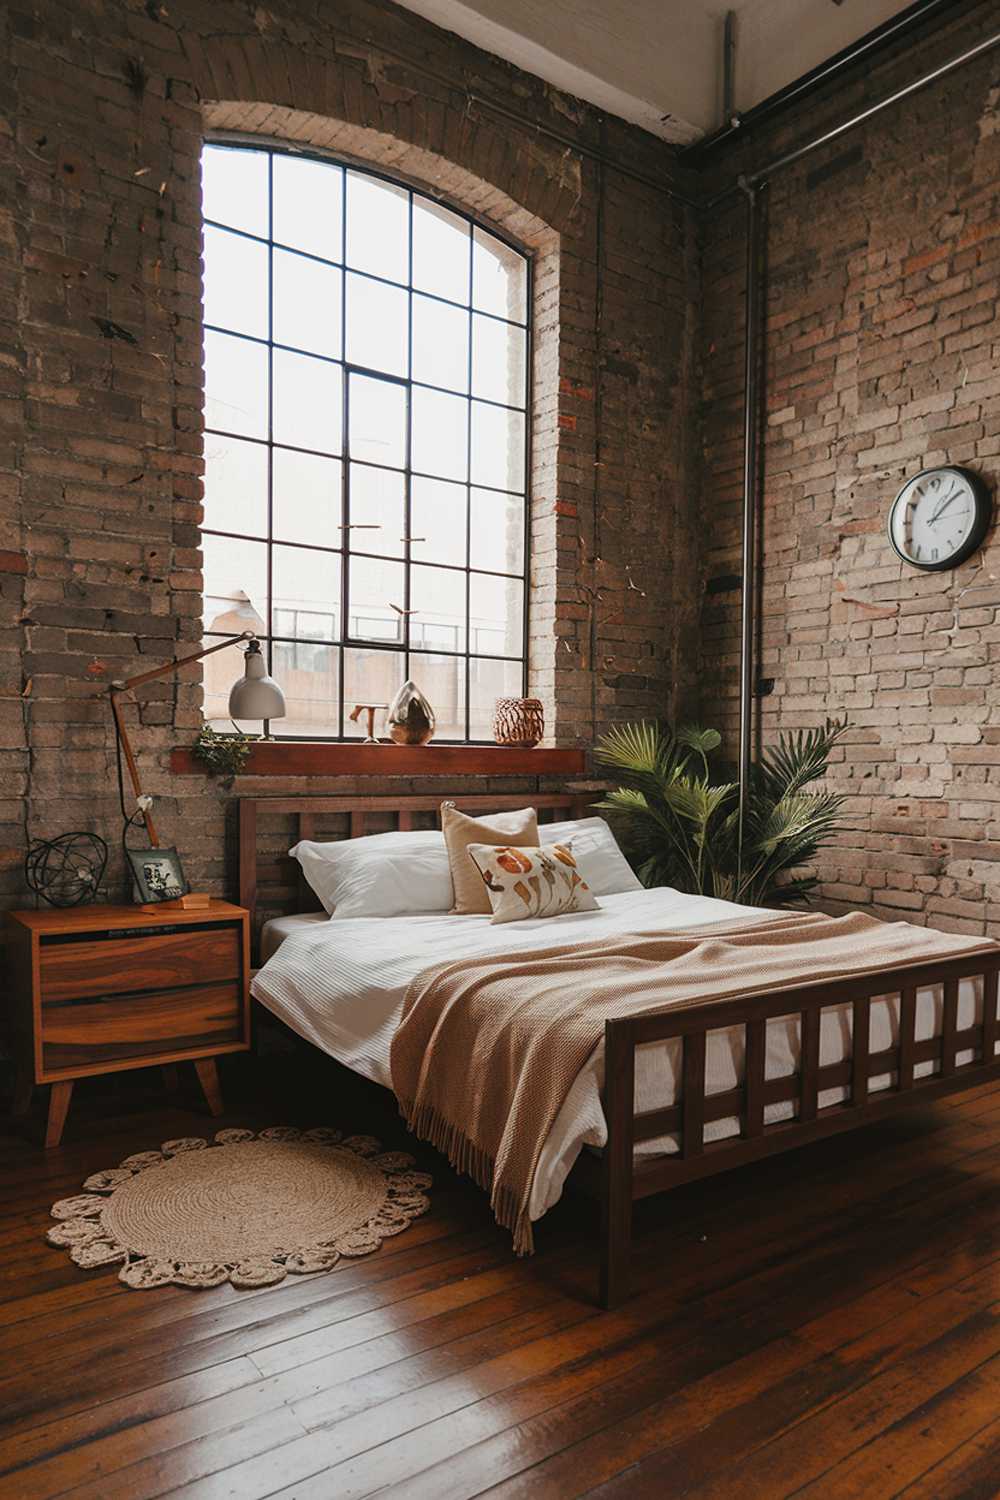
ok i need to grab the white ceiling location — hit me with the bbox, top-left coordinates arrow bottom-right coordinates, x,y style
393,0 -> 917,142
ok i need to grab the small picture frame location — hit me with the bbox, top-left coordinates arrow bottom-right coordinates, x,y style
126,846 -> 189,904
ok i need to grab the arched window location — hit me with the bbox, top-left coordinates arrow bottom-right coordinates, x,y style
199,142 -> 530,741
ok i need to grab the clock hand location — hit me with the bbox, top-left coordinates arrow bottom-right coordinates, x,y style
928,488 -> 960,525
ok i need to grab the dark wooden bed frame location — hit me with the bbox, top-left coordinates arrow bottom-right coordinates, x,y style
238,791 -> 1000,1309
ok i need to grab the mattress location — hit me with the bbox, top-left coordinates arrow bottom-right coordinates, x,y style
259,911 -> 327,963
251,888 -> 985,1224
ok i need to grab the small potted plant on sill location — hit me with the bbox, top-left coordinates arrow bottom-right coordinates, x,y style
191,724 -> 259,784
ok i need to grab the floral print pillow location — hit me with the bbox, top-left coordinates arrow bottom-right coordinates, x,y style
466,842 -> 600,925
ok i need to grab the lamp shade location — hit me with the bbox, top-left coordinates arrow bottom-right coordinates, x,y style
228,639 -> 285,720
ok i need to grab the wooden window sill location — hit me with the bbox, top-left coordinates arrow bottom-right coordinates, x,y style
170,743 -> 587,777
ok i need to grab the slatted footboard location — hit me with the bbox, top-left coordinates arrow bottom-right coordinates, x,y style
597,952 -> 1000,1308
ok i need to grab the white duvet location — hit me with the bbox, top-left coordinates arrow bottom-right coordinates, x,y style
250,888 -> 984,1224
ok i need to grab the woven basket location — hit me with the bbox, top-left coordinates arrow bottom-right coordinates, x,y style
493,696 -> 544,747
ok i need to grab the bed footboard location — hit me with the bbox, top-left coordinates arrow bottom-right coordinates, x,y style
598,951 -> 1000,1309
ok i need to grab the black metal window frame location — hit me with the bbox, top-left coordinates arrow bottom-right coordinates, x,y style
200,139 -> 532,742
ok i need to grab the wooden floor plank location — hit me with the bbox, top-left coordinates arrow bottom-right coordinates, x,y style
789,1354 -> 1000,1499
893,1409 -> 1000,1498
5,1055 -> 1000,1500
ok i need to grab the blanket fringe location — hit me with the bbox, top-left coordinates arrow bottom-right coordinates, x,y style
399,1098 -> 534,1255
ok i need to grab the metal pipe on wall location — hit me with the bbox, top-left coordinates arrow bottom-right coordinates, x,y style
737,176 -> 762,872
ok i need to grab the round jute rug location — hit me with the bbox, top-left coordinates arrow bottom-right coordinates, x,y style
46,1127 -> 432,1290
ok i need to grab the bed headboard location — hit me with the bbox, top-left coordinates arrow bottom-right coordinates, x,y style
238,791 -> 596,947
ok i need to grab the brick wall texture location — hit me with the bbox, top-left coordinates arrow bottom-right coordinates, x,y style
0,0 -> 700,912
4,0 -> 1000,929
700,2 -> 1000,935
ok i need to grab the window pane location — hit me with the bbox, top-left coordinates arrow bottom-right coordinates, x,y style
412,199 -> 469,303
202,145 -> 268,238
272,546 -> 340,640
412,295 -> 468,393
348,555 -> 405,642
469,656 -> 523,739
271,640 -> 340,737
202,635 -> 239,728
203,434 -> 268,539
346,273 -> 407,377
273,348 -> 342,454
410,476 -> 466,567
273,251 -> 342,359
470,487 -> 524,574
472,314 -> 526,407
410,564 -> 466,653
348,373 -> 406,468
273,154 -> 342,262
273,450 -> 342,548
473,228 -> 527,322
203,226 -> 268,340
343,647 -> 404,734
411,387 -> 467,482
471,572 -> 523,657
471,402 -> 525,491
410,652 -> 465,739
202,534 -> 268,635
350,464 -> 405,559
204,330 -> 268,438
346,172 -> 408,284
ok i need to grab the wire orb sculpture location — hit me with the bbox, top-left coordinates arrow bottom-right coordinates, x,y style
25,833 -> 108,908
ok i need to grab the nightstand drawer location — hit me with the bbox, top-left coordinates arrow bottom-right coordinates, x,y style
39,925 -> 241,1002
40,982 -> 244,1074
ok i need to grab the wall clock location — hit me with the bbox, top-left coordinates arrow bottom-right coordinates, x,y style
887,465 -> 993,571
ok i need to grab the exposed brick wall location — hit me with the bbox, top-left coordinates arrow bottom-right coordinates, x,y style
0,0 -> 700,911
700,1 -> 1000,934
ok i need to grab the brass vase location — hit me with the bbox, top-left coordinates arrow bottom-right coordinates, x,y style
493,696 -> 544,747
386,680 -> 436,745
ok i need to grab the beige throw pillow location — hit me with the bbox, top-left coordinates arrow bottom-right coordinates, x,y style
441,802 -> 539,914
466,842 -> 601,925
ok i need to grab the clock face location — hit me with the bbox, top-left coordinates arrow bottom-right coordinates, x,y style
888,466 -> 992,571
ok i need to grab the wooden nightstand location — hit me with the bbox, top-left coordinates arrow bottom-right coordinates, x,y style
5,900 -> 251,1147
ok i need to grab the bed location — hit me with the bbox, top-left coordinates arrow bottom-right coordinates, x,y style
240,792 -> 1000,1307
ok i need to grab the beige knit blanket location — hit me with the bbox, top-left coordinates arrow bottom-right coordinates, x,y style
389,910 -> 997,1254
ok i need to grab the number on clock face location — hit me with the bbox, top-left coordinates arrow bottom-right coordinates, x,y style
887,467 -> 992,572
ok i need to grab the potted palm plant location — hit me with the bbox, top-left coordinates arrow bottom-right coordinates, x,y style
594,718 -> 849,907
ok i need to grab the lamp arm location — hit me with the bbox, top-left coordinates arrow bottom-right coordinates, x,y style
108,631 -> 255,848
109,689 -> 160,848
111,631 -> 255,695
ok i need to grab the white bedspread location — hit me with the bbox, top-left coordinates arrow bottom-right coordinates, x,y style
251,889 -> 983,1223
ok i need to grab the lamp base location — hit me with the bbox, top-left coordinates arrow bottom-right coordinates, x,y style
138,892 -> 212,913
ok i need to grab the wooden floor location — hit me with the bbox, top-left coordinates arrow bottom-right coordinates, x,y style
2,1046 -> 1000,1500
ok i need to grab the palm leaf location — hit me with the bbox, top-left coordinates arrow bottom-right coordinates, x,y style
594,721 -> 667,777
755,717 -> 849,800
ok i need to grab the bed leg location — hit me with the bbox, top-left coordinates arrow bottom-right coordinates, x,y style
600,1018 -> 635,1309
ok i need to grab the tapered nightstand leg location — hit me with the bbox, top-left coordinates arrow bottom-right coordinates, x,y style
45,1081 -> 73,1149
194,1058 -> 224,1116
13,1068 -> 33,1118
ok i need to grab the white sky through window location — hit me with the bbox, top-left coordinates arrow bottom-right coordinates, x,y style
200,144 -> 530,740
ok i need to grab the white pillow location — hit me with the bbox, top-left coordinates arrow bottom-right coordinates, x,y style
289,829 -> 452,918
539,816 -> 642,897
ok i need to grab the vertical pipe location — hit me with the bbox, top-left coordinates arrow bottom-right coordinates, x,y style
737,177 -> 762,874
723,11 -> 736,124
